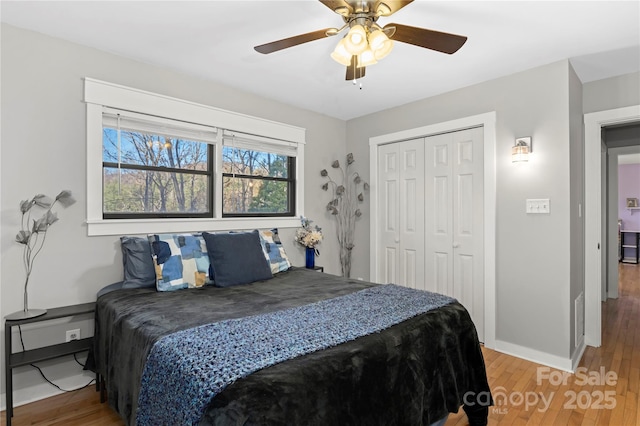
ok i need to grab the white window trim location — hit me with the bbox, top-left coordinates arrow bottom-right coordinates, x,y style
85,78 -> 306,236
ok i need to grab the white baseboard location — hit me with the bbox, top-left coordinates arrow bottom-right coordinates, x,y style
494,339 -> 576,372
571,338 -> 587,372
0,370 -> 95,412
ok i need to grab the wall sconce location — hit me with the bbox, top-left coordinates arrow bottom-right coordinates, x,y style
512,137 -> 531,162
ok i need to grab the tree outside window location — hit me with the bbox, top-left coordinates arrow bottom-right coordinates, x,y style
222,147 -> 294,216
102,128 -> 212,218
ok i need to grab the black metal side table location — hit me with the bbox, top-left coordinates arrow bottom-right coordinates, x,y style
4,302 -> 95,426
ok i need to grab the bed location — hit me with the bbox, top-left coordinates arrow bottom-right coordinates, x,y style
90,232 -> 491,426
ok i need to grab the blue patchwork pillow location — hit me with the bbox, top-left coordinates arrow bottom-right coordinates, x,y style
148,233 -> 213,292
203,230 -> 273,288
259,229 -> 291,274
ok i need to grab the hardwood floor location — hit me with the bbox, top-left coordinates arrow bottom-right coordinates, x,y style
448,262 -> 640,426
0,383 -> 123,426
2,263 -> 638,425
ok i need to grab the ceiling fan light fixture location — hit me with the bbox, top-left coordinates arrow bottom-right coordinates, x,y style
357,47 -> 378,68
334,6 -> 350,16
254,2 -> 468,82
376,2 -> 392,16
325,28 -> 339,37
331,38 -> 353,66
344,24 -> 368,55
369,30 -> 394,60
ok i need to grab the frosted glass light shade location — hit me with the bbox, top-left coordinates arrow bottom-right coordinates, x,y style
344,25 -> 368,55
358,48 -> 378,67
331,38 -> 352,66
369,30 -> 394,60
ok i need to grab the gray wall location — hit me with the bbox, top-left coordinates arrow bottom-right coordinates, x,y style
568,63 -> 585,358
346,60 -> 575,359
583,71 -> 640,114
346,66 -> 639,365
0,24 -> 346,406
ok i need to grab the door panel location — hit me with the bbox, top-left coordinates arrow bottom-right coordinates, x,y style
426,133 -> 453,295
384,247 -> 397,284
377,128 -> 483,341
378,139 -> 424,287
378,145 -> 399,283
403,249 -> 417,288
399,140 -> 425,288
452,127 -> 484,340
426,127 -> 484,341
433,252 -> 447,294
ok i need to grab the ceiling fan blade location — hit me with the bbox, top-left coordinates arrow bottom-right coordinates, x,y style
372,1 -> 413,16
345,56 -> 366,80
385,23 -> 467,54
254,29 -> 335,54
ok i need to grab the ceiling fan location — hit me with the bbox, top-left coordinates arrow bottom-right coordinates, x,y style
254,0 -> 467,81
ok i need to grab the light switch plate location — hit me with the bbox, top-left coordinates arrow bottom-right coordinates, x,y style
526,198 -> 550,214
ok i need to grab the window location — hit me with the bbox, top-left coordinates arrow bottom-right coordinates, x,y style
222,148 -> 294,216
85,78 -> 306,236
221,134 -> 296,217
102,111 -> 215,219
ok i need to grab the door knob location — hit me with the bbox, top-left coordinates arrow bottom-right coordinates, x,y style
453,242 -> 460,248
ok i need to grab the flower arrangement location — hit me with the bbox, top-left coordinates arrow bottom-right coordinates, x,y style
295,216 -> 323,249
321,153 -> 368,278
11,190 -> 76,318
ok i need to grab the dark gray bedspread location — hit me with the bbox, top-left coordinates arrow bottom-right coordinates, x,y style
92,268 -> 491,425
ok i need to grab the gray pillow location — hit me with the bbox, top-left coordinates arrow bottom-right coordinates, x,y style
120,236 -> 156,289
203,230 -> 273,287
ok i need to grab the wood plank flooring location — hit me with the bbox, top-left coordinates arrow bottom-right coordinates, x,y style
448,262 -> 640,426
2,263 -> 638,425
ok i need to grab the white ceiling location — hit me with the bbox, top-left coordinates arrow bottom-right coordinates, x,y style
2,1 -> 639,120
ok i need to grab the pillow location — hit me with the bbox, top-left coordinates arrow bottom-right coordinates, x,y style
259,229 -> 292,274
148,233 -> 213,292
120,236 -> 156,289
203,230 -> 273,288
97,281 -> 126,298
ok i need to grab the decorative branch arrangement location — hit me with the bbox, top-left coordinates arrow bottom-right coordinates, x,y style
13,190 -> 76,317
321,153 -> 369,278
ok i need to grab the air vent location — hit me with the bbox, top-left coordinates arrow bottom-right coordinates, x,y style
575,292 -> 585,347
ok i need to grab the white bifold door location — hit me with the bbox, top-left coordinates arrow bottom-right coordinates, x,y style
376,127 -> 484,341
378,138 -> 426,289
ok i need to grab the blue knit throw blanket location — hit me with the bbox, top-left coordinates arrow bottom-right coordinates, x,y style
136,284 -> 455,425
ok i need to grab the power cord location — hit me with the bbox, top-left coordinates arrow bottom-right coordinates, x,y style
18,325 -> 96,392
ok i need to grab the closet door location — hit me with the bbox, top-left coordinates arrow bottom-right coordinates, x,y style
378,143 -> 399,284
425,127 -> 484,340
377,139 -> 425,288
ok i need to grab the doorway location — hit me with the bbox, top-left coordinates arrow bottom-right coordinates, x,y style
584,105 -> 640,347
604,133 -> 640,299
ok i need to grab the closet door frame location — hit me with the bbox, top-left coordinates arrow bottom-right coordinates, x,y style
369,112 -> 497,349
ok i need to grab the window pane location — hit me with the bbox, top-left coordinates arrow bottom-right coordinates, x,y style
223,177 -> 289,214
103,128 -> 208,171
222,147 -> 289,178
104,167 -> 210,214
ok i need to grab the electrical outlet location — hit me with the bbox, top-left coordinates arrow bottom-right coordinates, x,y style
65,329 -> 80,342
